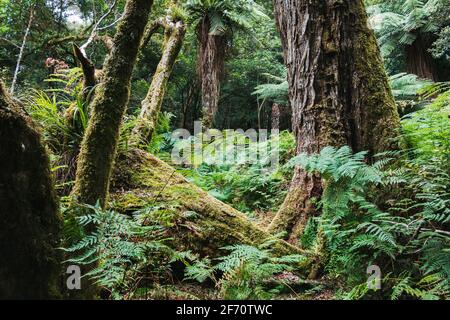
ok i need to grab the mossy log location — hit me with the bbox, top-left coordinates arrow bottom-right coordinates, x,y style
111,150 -> 305,258
0,81 -> 62,299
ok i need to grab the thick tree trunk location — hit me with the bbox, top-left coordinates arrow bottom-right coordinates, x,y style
406,36 -> 440,82
71,0 -> 153,207
268,0 -> 400,242
198,17 -> 226,128
131,19 -> 186,146
0,81 -> 62,299
111,150 -> 306,259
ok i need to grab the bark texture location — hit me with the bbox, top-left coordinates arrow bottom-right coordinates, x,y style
71,0 -> 153,207
132,18 -> 186,146
406,36 -> 439,82
268,0 -> 400,242
198,17 -> 227,128
0,81 -> 62,299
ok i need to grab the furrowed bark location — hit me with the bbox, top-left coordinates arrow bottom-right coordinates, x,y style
0,80 -> 62,299
268,0 -> 400,242
131,19 -> 186,146
198,17 -> 226,128
71,0 -> 153,207
111,150 -> 306,259
406,35 -> 440,82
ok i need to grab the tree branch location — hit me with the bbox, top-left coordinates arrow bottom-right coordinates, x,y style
79,0 -> 119,57
140,18 -> 165,50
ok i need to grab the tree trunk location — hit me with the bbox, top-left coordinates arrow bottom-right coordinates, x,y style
406,35 -> 440,82
71,0 -> 153,207
198,17 -> 226,128
180,79 -> 199,130
0,80 -> 62,299
271,103 -> 280,130
268,0 -> 400,242
73,44 -> 98,103
131,19 -> 186,146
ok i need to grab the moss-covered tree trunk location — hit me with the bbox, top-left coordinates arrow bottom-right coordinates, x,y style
71,0 -> 153,207
0,80 -> 62,299
268,0 -> 400,242
198,17 -> 226,128
131,19 -> 186,146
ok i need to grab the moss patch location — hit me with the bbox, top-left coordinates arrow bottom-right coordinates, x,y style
110,149 -> 306,260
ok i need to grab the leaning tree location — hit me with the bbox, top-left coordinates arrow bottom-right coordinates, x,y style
131,2 -> 187,146
268,0 -> 401,243
71,0 -> 154,207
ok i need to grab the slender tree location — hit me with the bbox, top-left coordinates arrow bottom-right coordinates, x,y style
0,80 -> 62,299
71,0 -> 153,207
10,4 -> 34,95
131,6 -> 186,145
268,0 -> 401,242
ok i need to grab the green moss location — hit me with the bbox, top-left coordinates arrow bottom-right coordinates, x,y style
112,192 -> 149,212
71,0 -> 154,208
109,150 -> 306,261
131,21 -> 186,146
0,81 -> 62,299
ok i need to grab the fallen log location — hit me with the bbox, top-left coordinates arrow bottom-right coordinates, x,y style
111,149 -> 306,259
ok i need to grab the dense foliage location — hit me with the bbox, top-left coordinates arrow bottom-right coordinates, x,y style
0,0 -> 448,300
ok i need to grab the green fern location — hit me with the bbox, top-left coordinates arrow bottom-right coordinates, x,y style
62,204 -> 179,298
